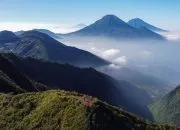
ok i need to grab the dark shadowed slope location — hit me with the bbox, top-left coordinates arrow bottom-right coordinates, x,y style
0,70 -> 24,93
66,15 -> 165,40
150,85 -> 180,126
1,53 -> 153,120
0,54 -> 47,93
0,31 -> 109,67
128,18 -> 167,32
0,90 -> 178,130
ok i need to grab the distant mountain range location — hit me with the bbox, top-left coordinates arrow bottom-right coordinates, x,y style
150,85 -> 180,126
13,16 -> 167,41
15,29 -> 61,39
0,30 -> 109,67
0,53 -> 153,120
128,18 -> 167,32
33,29 -> 61,39
65,15 -> 165,40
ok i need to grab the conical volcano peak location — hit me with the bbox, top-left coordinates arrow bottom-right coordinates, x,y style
102,15 -> 121,20
128,18 -> 150,26
99,15 -> 126,24
66,15 -> 165,40
92,14 -> 130,29
128,18 -> 167,32
130,18 -> 144,22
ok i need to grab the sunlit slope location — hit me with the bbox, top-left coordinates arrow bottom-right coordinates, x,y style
0,90 -> 178,130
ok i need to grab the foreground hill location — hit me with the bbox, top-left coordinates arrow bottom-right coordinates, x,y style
0,31 -> 108,67
0,90 -> 178,130
0,53 -> 152,120
128,18 -> 167,32
150,86 -> 180,126
65,15 -> 165,40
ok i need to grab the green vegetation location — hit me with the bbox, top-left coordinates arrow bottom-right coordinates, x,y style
0,90 -> 179,130
150,86 -> 180,127
0,90 -> 88,130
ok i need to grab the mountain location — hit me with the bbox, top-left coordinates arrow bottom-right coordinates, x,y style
0,70 -> 24,93
33,29 -> 61,39
0,90 -> 178,130
0,30 -> 109,67
14,30 -> 25,36
0,54 -> 47,93
150,85 -> 180,126
0,31 -> 20,44
65,15 -> 165,40
0,53 -> 153,120
15,29 -> 61,39
99,66 -> 170,99
128,18 -> 167,32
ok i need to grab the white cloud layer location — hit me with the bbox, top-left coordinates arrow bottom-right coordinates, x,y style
108,64 -> 121,69
113,56 -> 128,66
91,47 -> 121,59
0,22 -> 80,34
90,47 -> 127,65
160,31 -> 180,41
102,48 -> 120,59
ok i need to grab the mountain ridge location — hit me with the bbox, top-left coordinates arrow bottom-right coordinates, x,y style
128,18 -> 167,32
0,30 -> 109,68
65,15 -> 165,40
0,53 -> 48,93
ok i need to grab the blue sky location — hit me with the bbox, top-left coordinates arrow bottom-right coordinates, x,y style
0,0 -> 179,32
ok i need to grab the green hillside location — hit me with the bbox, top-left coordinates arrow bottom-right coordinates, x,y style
150,86 -> 180,126
0,90 -> 178,130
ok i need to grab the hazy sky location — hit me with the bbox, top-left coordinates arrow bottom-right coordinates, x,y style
0,0 -> 179,32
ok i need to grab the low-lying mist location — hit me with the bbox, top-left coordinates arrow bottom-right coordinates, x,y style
59,36 -> 180,90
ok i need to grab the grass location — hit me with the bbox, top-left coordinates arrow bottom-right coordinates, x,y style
0,90 -> 179,130
0,90 -> 88,130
